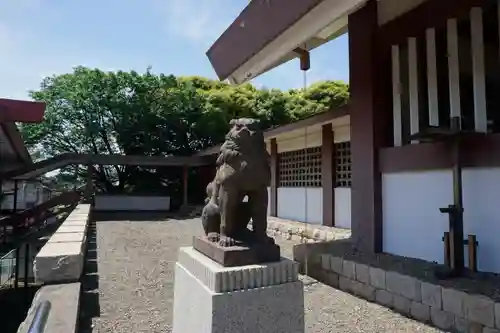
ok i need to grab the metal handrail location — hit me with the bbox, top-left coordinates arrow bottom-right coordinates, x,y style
27,301 -> 51,333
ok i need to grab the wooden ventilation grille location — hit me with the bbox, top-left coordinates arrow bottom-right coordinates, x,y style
278,147 -> 322,187
335,141 -> 352,187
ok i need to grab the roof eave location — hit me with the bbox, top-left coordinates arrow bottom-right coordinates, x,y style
207,0 -> 365,84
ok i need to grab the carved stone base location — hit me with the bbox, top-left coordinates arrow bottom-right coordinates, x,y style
172,247 -> 304,333
192,236 -> 281,267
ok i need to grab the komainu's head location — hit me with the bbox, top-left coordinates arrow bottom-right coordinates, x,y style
225,118 -> 264,148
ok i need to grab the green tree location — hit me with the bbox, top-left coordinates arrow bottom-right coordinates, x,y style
21,67 -> 349,195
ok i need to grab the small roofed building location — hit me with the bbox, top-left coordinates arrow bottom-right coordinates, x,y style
0,98 -> 46,214
197,105 -> 351,229
206,0 -> 500,274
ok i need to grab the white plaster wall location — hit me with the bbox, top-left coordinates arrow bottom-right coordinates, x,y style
94,195 -> 171,211
382,168 -> 500,274
335,188 -> 351,229
277,187 -> 322,224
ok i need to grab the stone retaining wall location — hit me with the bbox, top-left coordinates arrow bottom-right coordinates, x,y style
34,204 -> 91,284
267,217 -> 351,242
17,283 -> 81,333
303,252 -> 500,333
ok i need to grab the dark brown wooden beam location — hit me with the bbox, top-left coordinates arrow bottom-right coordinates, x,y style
378,0 -> 485,46
349,0 -> 391,253
321,124 -> 335,227
269,138 -> 278,217
4,153 -> 216,180
183,166 -> 189,206
85,163 -> 93,203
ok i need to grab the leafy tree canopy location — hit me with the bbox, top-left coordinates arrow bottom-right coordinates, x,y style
21,67 -> 348,199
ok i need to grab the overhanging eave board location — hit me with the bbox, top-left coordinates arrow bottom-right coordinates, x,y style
207,0 -> 365,84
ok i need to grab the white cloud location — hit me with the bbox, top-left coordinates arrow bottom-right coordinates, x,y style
160,0 -> 239,47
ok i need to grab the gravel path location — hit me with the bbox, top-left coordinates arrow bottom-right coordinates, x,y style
79,214 -> 443,333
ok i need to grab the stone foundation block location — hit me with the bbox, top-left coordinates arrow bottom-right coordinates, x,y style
421,282 -> 442,309
369,267 -> 386,289
386,271 -> 421,302
454,317 -> 483,333
443,288 -> 467,318
172,247 -> 304,333
465,294 -> 495,328
430,307 -> 455,331
17,283 -> 81,333
338,276 -> 352,293
375,289 -> 394,308
393,295 -> 411,315
34,242 -> 84,283
410,301 -> 430,322
355,263 -> 370,284
342,260 -> 356,279
325,272 -> 339,288
320,254 -> 331,271
351,281 -> 375,301
329,256 -> 343,275
47,232 -> 85,243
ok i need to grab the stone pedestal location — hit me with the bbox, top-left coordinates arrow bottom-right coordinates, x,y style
172,247 -> 305,333
193,236 -> 281,267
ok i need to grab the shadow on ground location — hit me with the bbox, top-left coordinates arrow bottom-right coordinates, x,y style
91,211 -> 199,222
78,221 -> 101,333
0,285 -> 41,333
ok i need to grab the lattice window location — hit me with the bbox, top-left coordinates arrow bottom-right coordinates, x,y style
278,147 -> 322,187
335,141 -> 352,187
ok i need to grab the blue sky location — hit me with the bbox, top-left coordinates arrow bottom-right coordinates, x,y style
0,0 -> 349,100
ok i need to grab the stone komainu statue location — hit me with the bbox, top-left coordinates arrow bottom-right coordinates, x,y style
201,118 -> 273,247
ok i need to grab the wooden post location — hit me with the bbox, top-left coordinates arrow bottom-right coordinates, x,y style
24,243 -> 30,288
467,234 -> 477,272
348,0 -> 389,252
13,180 -> 18,213
443,231 -> 450,267
270,139 -> 278,217
85,163 -> 93,204
321,124 -> 335,227
183,166 -> 189,206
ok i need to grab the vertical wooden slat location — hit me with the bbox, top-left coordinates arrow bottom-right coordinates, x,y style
471,7 -> 487,132
392,45 -> 403,146
498,0 -> 500,63
85,163 -> 93,204
408,37 -> 420,140
447,18 -> 462,119
321,124 -> 335,227
269,138 -> 278,217
426,28 -> 440,127
182,166 -> 189,206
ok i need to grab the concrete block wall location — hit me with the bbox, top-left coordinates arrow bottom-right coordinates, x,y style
266,217 -> 351,243
310,253 -> 500,333
33,204 -> 91,284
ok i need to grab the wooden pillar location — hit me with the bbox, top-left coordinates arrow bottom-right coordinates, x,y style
348,0 -> 390,253
270,138 -> 278,217
322,124 -> 335,227
183,166 -> 189,206
13,180 -> 18,213
85,163 -> 93,203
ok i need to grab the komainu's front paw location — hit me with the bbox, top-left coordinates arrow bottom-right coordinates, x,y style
218,235 -> 236,247
207,232 -> 220,242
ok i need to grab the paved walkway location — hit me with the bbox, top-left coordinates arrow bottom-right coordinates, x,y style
79,214 -> 443,333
